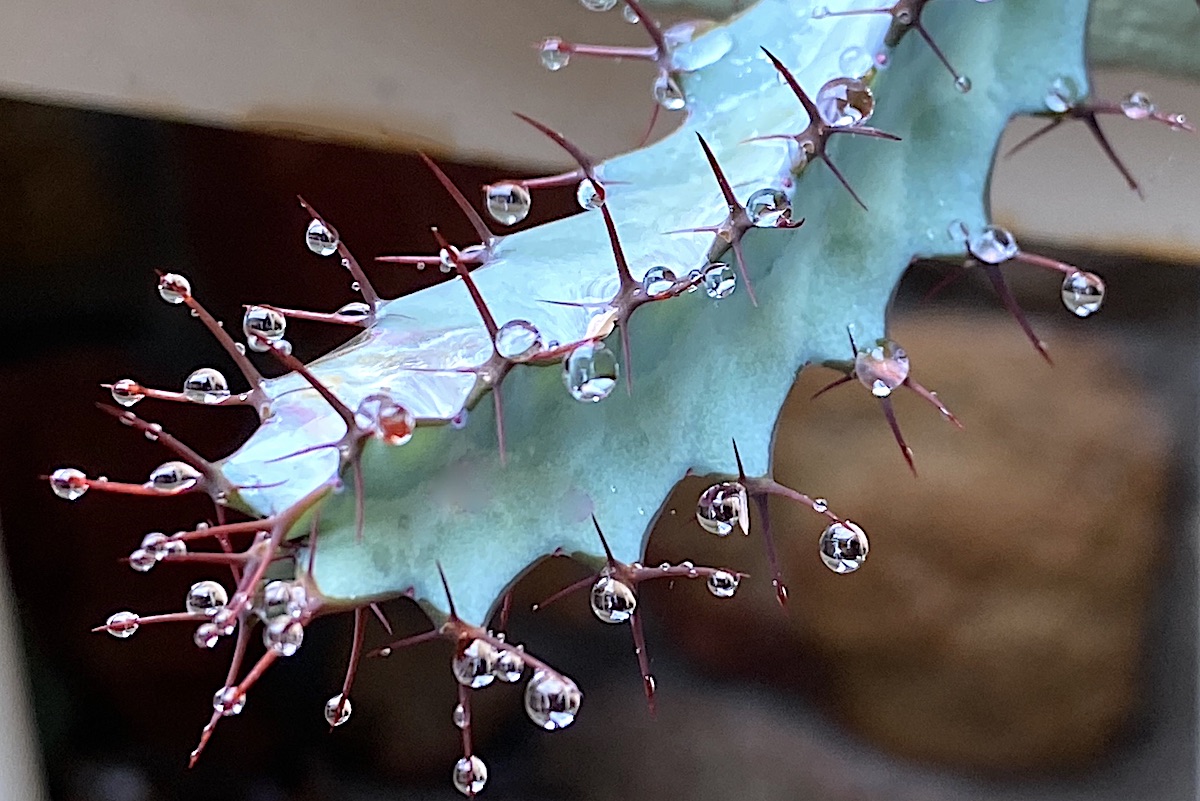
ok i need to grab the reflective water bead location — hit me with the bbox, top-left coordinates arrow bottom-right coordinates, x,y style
305,218 -> 339,256
702,262 -> 736,299
811,5 -> 829,18
50,467 -> 88,500
110,379 -> 144,407
452,639 -> 498,689
854,339 -> 910,398
242,305 -> 287,351
524,670 -> 582,730
819,521 -> 869,574
839,46 -> 873,78
1061,271 -> 1105,318
259,580 -> 293,620
263,615 -> 305,656
813,498 -> 829,514
968,224 -> 1019,264
589,575 -> 637,624
496,319 -> 543,361
193,623 -> 220,649
1121,90 -> 1155,120
213,687 -> 246,717
816,77 -> 874,126
494,647 -> 525,683
452,755 -> 488,797
157,273 -> 191,304
641,266 -> 676,297
563,342 -> 619,402
373,399 -> 416,446
696,481 -> 749,537
1044,76 -> 1080,113
580,0 -> 617,10
653,72 -> 687,111
186,580 -> 229,615
128,548 -> 157,573
324,694 -> 352,727
624,4 -> 639,22
539,38 -> 570,71
212,608 -> 237,636
706,570 -> 740,598
337,301 -> 372,320
148,461 -> 202,493
576,178 -> 602,211
453,702 -> 467,729
139,531 -> 169,559
746,188 -> 790,227
484,182 -> 532,226
105,611 -> 139,638
183,367 -> 230,405
954,75 -> 972,93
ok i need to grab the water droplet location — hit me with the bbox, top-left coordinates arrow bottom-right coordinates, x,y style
746,188 -> 791,227
1121,90 -> 1155,120
263,615 -> 305,656
49,467 -> 88,500
579,0 -> 617,10
276,339 -> 293,357
193,623 -> 220,649
350,281 -> 361,292
110,379 -> 145,407
148,461 -> 202,493
524,670 -> 582,730
484,182 -> 532,226
696,482 -> 749,537
212,687 -> 246,717
623,4 -> 639,22
854,338 -> 910,398
128,547 -> 157,572
361,396 -> 417,446
337,301 -> 372,320
157,273 -> 190,304
954,75 -> 972,93
839,47 -> 873,78
183,367 -> 231,405
813,498 -> 828,513
452,755 -> 488,796
496,320 -> 543,361
1044,76 -> 1080,113
212,608 -> 237,636
492,646 -> 525,682
641,266 -> 676,297
235,342 -> 247,355
105,611 -> 139,638
706,570 -> 740,598
305,218 -> 339,257
653,72 -> 687,111
324,694 -> 352,726
540,38 -> 570,71
186,580 -> 229,615
968,224 -> 1018,264
452,639 -> 498,689
816,77 -> 874,126
243,306 -> 287,349
563,342 -> 619,402
1061,271 -> 1105,318
589,575 -> 637,623
453,702 -> 467,729
576,178 -> 602,211
702,262 -> 736,299
819,521 -> 869,574
258,580 -> 293,620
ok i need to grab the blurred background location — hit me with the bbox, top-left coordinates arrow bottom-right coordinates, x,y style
0,2 -> 1197,800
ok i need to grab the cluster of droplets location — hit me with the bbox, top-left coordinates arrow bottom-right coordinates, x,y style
128,530 -> 188,573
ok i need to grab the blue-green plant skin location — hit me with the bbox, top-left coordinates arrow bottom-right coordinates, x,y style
200,0 -> 1092,626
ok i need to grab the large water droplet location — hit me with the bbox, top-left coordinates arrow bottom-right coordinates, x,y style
1044,76 -> 1080,113
212,687 -> 246,717
576,178 -> 602,211
706,570 -> 740,598
452,639 -> 498,689
157,273 -> 191,304
452,755 -> 488,796
1121,90 -> 1156,120
702,262 -> 736,299
563,342 -> 619,402
816,77 -> 874,126
337,301 -> 373,320
1061,271 -> 1105,318
183,367 -> 230,405
263,615 -> 305,656
579,0 -> 617,10
148,461 -> 202,493
696,482 -> 749,536
193,623 -> 220,649
485,183 -> 532,226
954,75 -> 972,93
854,338 -> 910,398
968,225 -> 1018,264
496,320 -> 543,361
746,188 -> 791,227
540,38 -> 570,71
641,266 -> 676,297
494,646 -> 525,683
50,467 -> 88,500
110,379 -> 145,407
105,611 -> 139,638
361,396 -> 416,446
243,306 -> 287,351
305,218 -> 339,256
186,580 -> 229,615
324,694 -> 352,726
128,548 -> 157,573
589,575 -> 637,624
524,670 -> 582,730
819,521 -> 869,574
258,580 -> 294,620
653,72 -> 687,111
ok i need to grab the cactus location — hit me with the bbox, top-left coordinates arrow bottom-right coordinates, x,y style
45,0 -> 1194,794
